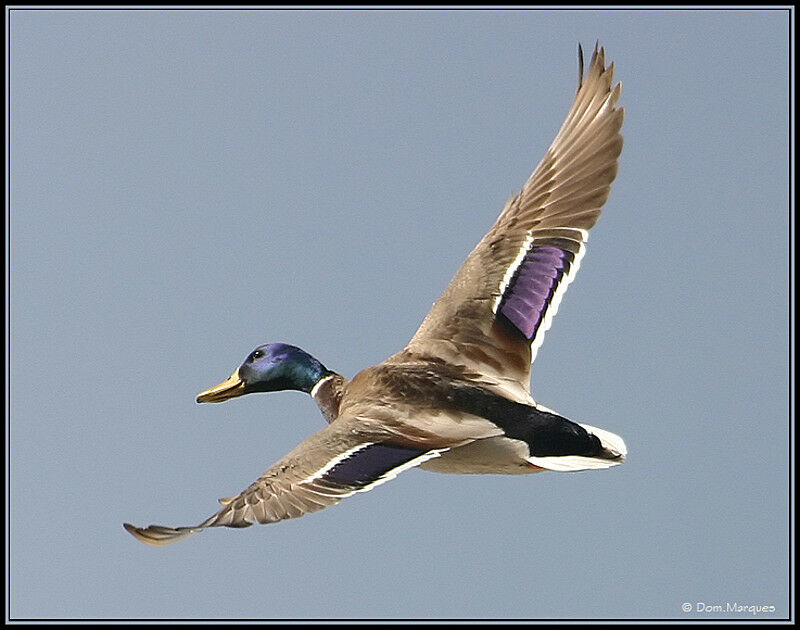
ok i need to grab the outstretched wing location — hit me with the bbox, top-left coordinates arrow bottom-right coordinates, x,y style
124,419 -> 447,546
397,45 -> 623,395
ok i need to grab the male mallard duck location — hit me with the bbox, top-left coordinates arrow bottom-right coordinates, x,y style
125,44 -> 625,546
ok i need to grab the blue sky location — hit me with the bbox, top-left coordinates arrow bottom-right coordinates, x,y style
8,7 -> 791,621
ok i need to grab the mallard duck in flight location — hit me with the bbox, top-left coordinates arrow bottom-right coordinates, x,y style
125,44 -> 625,546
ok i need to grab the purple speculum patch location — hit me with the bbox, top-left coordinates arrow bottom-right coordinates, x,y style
324,443 -> 426,487
498,245 -> 573,340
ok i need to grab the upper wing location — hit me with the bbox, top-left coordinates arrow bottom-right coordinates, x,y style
396,45 -> 623,395
124,419 -> 447,546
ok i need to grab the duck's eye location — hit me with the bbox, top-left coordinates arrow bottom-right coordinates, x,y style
251,350 -> 264,361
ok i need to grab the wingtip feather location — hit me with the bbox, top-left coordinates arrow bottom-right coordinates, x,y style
123,521 -> 199,546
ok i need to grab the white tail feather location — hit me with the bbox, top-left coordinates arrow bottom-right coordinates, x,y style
527,423 -> 627,472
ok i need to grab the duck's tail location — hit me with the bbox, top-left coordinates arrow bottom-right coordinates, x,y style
526,422 -> 627,472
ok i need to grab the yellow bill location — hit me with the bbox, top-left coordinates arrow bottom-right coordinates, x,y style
196,369 -> 246,403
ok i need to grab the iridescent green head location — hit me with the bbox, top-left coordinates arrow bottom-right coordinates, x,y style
196,343 -> 329,403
